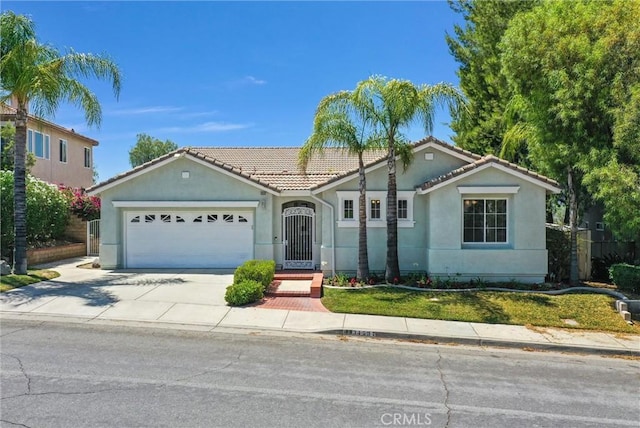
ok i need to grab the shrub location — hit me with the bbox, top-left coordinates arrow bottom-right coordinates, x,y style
609,263 -> 640,293
546,227 -> 570,282
59,186 -> 101,221
1,171 -> 70,257
233,259 -> 276,291
225,279 -> 264,306
592,252 -> 636,282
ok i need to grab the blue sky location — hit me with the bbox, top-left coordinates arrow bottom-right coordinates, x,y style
4,1 -> 464,181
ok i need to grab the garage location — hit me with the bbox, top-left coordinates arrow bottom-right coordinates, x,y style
124,210 -> 254,268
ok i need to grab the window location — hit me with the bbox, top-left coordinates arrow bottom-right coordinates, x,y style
336,190 -> 415,228
223,214 -> 234,223
238,215 -> 248,223
463,199 -> 507,243
343,200 -> 354,220
144,214 -> 156,223
84,147 -> 91,168
27,129 -> 50,159
59,139 -> 67,163
370,199 -> 381,220
207,214 -> 218,223
398,199 -> 408,220
160,214 -> 171,223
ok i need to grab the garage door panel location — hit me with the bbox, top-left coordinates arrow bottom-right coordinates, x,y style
125,211 -> 254,268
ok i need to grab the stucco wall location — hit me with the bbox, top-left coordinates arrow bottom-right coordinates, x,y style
98,157 -> 272,268
317,146 -> 469,274
425,167 -> 549,283
95,145 -> 552,282
27,120 -> 95,189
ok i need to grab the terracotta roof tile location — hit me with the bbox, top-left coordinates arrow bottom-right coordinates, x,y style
89,136 -> 557,195
0,104 -> 99,146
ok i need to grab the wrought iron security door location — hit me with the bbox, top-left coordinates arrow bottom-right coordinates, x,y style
282,206 -> 315,269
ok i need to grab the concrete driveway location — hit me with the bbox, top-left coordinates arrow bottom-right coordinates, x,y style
0,257 -> 237,325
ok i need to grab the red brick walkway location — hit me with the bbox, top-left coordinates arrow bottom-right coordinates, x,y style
250,296 -> 330,312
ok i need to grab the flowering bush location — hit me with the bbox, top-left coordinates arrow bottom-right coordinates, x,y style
59,186 -> 101,221
1,171 -> 70,256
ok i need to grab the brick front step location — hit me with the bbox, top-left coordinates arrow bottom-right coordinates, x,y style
268,272 -> 324,298
266,289 -> 312,298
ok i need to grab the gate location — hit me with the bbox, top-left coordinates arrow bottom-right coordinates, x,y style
87,219 -> 100,256
282,206 -> 315,269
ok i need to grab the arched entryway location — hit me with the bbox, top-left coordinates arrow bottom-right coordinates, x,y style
282,201 -> 315,269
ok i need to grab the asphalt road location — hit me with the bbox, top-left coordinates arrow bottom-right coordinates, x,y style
1,319 -> 638,428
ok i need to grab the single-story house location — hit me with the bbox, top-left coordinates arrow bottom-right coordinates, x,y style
87,136 -> 561,283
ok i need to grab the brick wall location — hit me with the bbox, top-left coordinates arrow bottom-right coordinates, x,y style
27,243 -> 86,266
65,216 -> 87,244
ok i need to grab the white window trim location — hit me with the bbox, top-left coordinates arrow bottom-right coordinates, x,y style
84,147 -> 91,168
28,128 -> 50,160
336,190 -> 415,228
462,197 -> 509,245
458,185 -> 519,194
59,139 -> 68,163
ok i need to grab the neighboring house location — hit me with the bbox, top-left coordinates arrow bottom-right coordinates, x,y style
1,102 -> 98,189
87,137 -> 561,283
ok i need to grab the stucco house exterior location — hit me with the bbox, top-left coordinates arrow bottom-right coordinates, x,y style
1,102 -> 98,189
87,137 -> 561,283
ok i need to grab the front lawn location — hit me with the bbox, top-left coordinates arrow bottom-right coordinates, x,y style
0,270 -> 60,292
322,287 -> 639,333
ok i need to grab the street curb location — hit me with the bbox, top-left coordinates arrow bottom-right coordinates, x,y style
316,329 -> 640,357
2,312 -> 638,357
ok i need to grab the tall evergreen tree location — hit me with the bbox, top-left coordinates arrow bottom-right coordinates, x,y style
446,0 -> 537,158
500,0 -> 640,283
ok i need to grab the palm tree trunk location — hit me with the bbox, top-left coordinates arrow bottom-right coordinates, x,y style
568,167 -> 579,285
13,105 -> 28,274
357,154 -> 369,280
385,141 -> 400,282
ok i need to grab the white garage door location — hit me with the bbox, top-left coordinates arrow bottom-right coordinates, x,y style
125,211 -> 254,268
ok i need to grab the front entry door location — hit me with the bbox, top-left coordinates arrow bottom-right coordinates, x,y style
282,206 -> 315,269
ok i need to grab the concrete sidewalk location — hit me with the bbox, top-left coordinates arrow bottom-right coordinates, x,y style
1,257 -> 639,356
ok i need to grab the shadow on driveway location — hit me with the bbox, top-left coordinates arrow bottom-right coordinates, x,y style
1,271 -> 190,308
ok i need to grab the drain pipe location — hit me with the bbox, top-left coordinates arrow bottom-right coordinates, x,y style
310,193 -> 336,278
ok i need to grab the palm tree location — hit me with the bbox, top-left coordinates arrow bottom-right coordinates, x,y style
352,76 -> 465,282
0,11 -> 121,274
299,91 -> 384,280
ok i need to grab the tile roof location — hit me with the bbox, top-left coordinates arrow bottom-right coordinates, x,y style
419,154 -> 560,191
88,136 -> 557,194
0,104 -> 99,146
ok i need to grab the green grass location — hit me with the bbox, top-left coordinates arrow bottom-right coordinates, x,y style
0,270 -> 60,292
322,287 -> 639,333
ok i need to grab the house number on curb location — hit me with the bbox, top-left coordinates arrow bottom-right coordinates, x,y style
348,330 -> 376,337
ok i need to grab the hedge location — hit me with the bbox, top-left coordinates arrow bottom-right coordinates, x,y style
233,259 -> 276,291
609,264 -> 640,293
1,171 -> 70,257
225,280 -> 264,306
